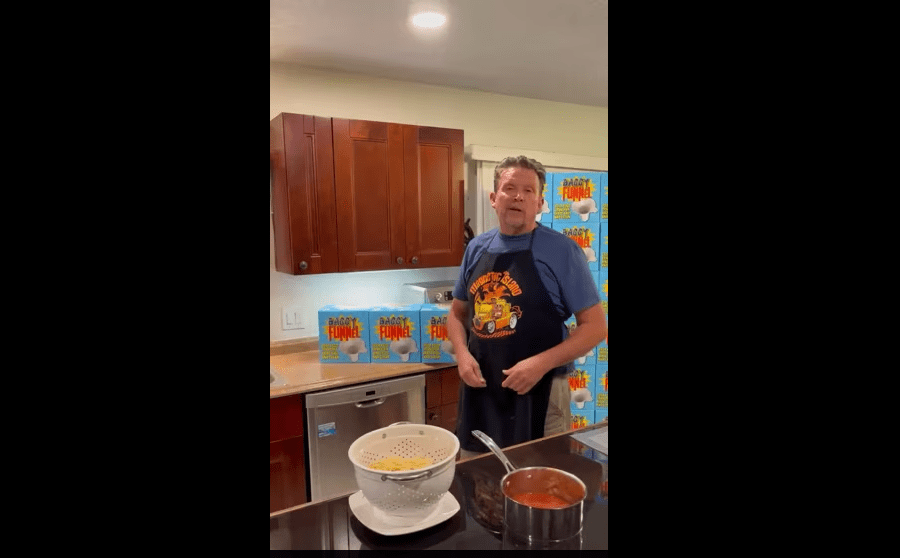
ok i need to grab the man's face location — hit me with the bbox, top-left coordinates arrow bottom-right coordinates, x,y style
490,167 -> 543,235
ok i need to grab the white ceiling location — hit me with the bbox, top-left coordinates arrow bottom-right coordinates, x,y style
270,0 -> 608,108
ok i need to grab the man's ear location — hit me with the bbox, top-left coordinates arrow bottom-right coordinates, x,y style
489,191 -> 497,207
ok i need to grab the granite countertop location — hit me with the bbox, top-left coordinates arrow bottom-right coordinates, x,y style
269,421 -> 608,550
270,338 -> 456,398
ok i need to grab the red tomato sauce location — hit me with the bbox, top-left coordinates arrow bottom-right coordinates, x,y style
511,492 -> 570,509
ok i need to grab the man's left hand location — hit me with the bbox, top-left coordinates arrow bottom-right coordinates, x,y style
501,357 -> 547,395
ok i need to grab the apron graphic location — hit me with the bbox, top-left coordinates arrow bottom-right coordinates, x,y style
469,271 -> 523,338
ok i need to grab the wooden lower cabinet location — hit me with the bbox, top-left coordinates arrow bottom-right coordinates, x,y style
426,367 -> 460,433
270,394 -> 307,513
269,436 -> 307,512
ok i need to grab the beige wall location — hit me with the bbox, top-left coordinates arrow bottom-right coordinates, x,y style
270,63 -> 607,158
270,63 -> 608,342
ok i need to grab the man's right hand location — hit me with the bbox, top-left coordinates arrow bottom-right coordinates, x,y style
447,297 -> 486,388
457,350 -> 487,388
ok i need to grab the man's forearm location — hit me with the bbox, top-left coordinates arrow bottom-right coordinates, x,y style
446,305 -> 469,355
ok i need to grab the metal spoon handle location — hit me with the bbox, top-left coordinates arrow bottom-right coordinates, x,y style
471,430 -> 517,474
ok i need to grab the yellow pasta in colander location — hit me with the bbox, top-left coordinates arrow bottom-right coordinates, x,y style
368,456 -> 433,471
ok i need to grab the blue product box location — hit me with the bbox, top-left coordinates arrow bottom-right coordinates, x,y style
551,172 -> 604,223
419,303 -> 456,363
568,364 -> 596,412
600,172 -> 608,221
564,315 -> 597,366
600,221 -> 608,272
368,304 -> 422,363
596,362 -> 608,396
597,315 -> 608,364
570,409 -> 595,431
598,270 -> 608,316
594,362 -> 608,422
318,305 -> 371,363
536,172 -> 552,223
553,222 -> 601,271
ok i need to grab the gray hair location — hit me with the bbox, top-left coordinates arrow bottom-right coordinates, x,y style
493,156 -> 547,193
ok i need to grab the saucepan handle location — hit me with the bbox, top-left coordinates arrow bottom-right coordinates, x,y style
472,430 -> 517,474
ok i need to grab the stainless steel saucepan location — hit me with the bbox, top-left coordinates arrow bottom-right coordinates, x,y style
471,430 -> 586,543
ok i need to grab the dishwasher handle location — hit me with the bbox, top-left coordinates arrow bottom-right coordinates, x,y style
355,397 -> 386,408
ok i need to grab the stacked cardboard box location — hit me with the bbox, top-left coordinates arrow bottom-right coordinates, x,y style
565,314 -> 607,429
419,303 -> 456,363
318,303 -> 456,365
536,172 -> 552,224
317,305 -> 371,363
556,172 -> 607,431
368,304 -> 423,363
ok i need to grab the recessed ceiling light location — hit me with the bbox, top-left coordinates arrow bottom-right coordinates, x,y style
411,11 -> 446,28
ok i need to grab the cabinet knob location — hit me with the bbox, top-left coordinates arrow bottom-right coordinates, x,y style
411,256 -> 419,265
397,257 -> 404,265
299,261 -> 308,271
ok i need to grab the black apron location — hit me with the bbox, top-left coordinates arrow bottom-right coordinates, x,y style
457,227 -> 567,452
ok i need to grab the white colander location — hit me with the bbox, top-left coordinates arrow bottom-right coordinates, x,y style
348,422 -> 460,518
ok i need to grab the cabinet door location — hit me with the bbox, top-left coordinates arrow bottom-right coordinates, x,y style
440,367 -> 460,405
270,114 -> 339,275
403,126 -> 464,268
426,367 -> 461,433
332,118 -> 406,271
270,437 -> 308,512
270,395 -> 308,512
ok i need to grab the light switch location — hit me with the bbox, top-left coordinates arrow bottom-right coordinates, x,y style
282,305 -> 306,331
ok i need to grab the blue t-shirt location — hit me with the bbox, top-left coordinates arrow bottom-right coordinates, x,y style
452,223 -> 600,321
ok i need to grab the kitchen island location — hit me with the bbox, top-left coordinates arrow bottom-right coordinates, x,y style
269,421 -> 608,550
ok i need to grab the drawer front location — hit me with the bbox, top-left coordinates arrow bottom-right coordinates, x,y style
270,394 -> 305,442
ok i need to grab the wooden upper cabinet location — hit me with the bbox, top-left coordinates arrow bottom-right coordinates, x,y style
271,112 -> 464,275
332,118 -> 407,271
404,126 -> 465,268
270,113 -> 339,275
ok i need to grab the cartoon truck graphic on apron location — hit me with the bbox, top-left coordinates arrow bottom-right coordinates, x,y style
472,296 -> 522,334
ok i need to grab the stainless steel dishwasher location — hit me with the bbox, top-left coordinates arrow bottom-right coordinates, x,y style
305,374 -> 426,502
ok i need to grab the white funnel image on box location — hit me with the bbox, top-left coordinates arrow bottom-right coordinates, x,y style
575,348 -> 595,365
389,337 -> 419,361
339,338 -> 368,362
536,200 -> 551,221
571,388 -> 593,409
571,198 -> 598,221
583,246 -> 597,263
440,339 -> 457,362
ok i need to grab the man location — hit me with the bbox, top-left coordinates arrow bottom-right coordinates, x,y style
448,156 -> 607,459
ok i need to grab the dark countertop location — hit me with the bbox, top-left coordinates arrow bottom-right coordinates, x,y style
269,422 -> 608,550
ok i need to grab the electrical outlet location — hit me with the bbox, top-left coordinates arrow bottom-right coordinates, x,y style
282,305 -> 306,331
